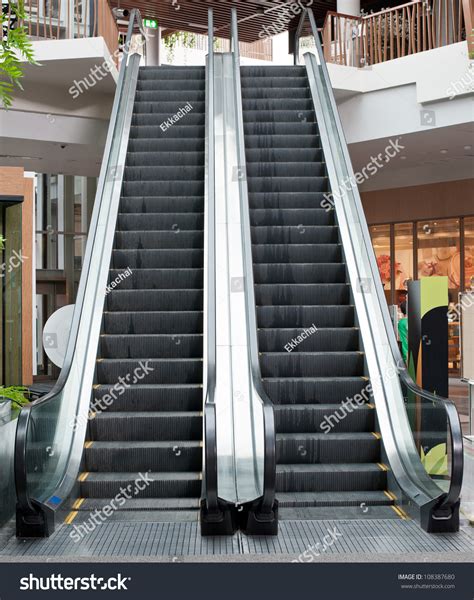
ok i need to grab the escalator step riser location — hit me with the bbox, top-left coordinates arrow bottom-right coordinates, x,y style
241,77 -> 308,88
258,329 -> 359,352
129,125 -> 204,139
93,386 -> 203,412
250,209 -> 332,226
135,90 -> 205,103
85,445 -> 202,472
241,66 -> 307,77
132,113 -> 205,127
252,227 -> 338,244
80,479 -> 201,499
254,264 -> 345,284
122,181 -> 204,197
244,123 -> 318,136
246,148 -> 323,163
103,312 -> 203,335
117,213 -> 204,231
100,335 -> 203,359
96,359 -> 203,385
112,250 -> 203,269
240,87 -> 310,99
106,290 -> 203,312
248,177 -> 327,194
136,79 -> 205,92
243,110 -> 315,123
264,379 -> 370,405
114,231 -> 204,249
246,163 -> 324,178
260,353 -> 365,377
139,66 -> 204,79
89,416 -> 202,442
124,165 -> 204,181
275,471 -> 386,493
244,134 -> 320,149
108,269 -> 203,290
255,284 -> 350,306
127,138 -> 204,152
252,245 -> 341,263
119,197 -> 203,215
276,438 -> 380,464
257,306 -> 355,328
134,101 -> 205,114
126,152 -> 205,167
242,99 -> 314,111
274,406 -> 375,430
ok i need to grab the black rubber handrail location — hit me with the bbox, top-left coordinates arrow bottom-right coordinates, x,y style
15,9 -> 146,530
295,7 -> 463,519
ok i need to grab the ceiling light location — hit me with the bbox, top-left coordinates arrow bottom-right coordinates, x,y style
440,149 -> 448,154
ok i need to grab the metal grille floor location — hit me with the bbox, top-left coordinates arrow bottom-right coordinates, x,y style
1,520 -> 472,560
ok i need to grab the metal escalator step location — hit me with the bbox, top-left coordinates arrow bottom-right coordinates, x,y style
92,384 -> 202,412
254,263 -> 346,283
124,165 -> 204,182
241,76 -> 308,88
250,208 -> 332,226
274,403 -> 375,431
112,249 -> 203,269
132,113 -> 204,127
80,472 -> 202,499
114,231 -> 204,250
84,441 -> 202,472
75,497 -> 200,511
255,283 -> 350,305
103,311 -> 202,335
119,196 -> 203,215
88,412 -> 202,442
129,125 -> 204,139
252,226 -> 338,244
100,334 -> 203,359
244,134 -> 320,149
239,87 -> 310,99
122,180 -> 203,197
138,67 -> 205,80
106,290 -> 203,312
244,122 -> 318,136
242,98 -> 314,111
241,66 -> 306,77
265,379 -> 371,406
257,305 -> 354,328
259,352 -> 365,378
136,79 -> 205,91
257,328 -> 359,352
246,148 -> 323,163
134,90 -> 205,103
275,464 -> 387,493
243,110 -> 315,123
247,162 -> 324,178
117,213 -> 203,230
95,358 -> 202,385
126,151 -> 204,167
134,101 -> 205,115
252,243 -> 342,263
276,491 -> 393,508
276,433 -> 380,464
108,268 -> 202,289
127,137 -> 204,152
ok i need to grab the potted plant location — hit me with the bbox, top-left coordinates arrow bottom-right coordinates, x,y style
0,385 -> 30,424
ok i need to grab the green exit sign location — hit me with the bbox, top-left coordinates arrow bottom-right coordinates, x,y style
143,18 -> 158,29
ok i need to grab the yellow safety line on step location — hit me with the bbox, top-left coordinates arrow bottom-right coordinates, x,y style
383,490 -> 393,501
367,403 -> 375,409
72,498 -> 85,510
371,432 -> 382,440
93,384 -> 101,389
390,505 -> 407,520
84,441 -> 93,449
78,472 -> 89,482
64,511 -> 78,525
377,462 -> 389,472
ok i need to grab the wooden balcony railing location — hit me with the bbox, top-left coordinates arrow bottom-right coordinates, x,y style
323,0 -> 469,67
21,0 -> 119,60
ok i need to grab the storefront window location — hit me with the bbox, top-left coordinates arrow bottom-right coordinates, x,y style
394,222 -> 413,305
417,219 -> 460,299
370,224 -> 391,302
464,217 -> 474,290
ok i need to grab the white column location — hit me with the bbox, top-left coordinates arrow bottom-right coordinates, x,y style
337,0 -> 360,15
145,27 -> 161,66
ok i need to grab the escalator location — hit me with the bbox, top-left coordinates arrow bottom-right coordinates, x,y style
241,65 -> 391,512
75,65 -> 205,518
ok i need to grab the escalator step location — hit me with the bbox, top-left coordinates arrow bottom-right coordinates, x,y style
276,464 -> 386,493
265,379 -> 371,406
92,384 -> 203,412
255,283 -> 350,305
243,98 -> 314,111
257,305 -> 355,328
241,76 -> 308,88
252,226 -> 338,244
259,352 -> 365,378
122,180 -> 203,197
240,87 -> 310,99
274,403 -> 375,431
108,268 -> 203,289
129,125 -> 204,139
243,110 -> 315,123
137,79 -> 205,91
96,358 -> 202,384
112,249 -> 203,269
247,162 -> 324,178
127,137 -> 204,152
134,101 -> 205,114
100,334 -> 203,359
246,148 -> 323,163
250,208 -> 332,226
245,134 -> 320,149
119,197 -> 204,214
252,244 -> 342,263
126,151 -> 204,167
258,328 -> 359,352
241,66 -> 307,77
103,311 -> 202,335
89,412 -> 202,441
80,472 -> 201,499
135,90 -> 205,103
106,290 -> 203,312
277,491 -> 393,508
248,176 -> 327,193
254,263 -> 346,284
132,113 -> 205,127
244,122 -> 318,136
114,231 -> 204,249
117,213 -> 203,230
276,433 -> 380,464
139,66 -> 204,80
85,441 -> 202,472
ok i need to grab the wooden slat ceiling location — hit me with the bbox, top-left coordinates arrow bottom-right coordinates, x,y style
112,0 -> 403,43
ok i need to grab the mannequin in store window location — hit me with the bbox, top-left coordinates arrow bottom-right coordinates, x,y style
398,301 -> 408,363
